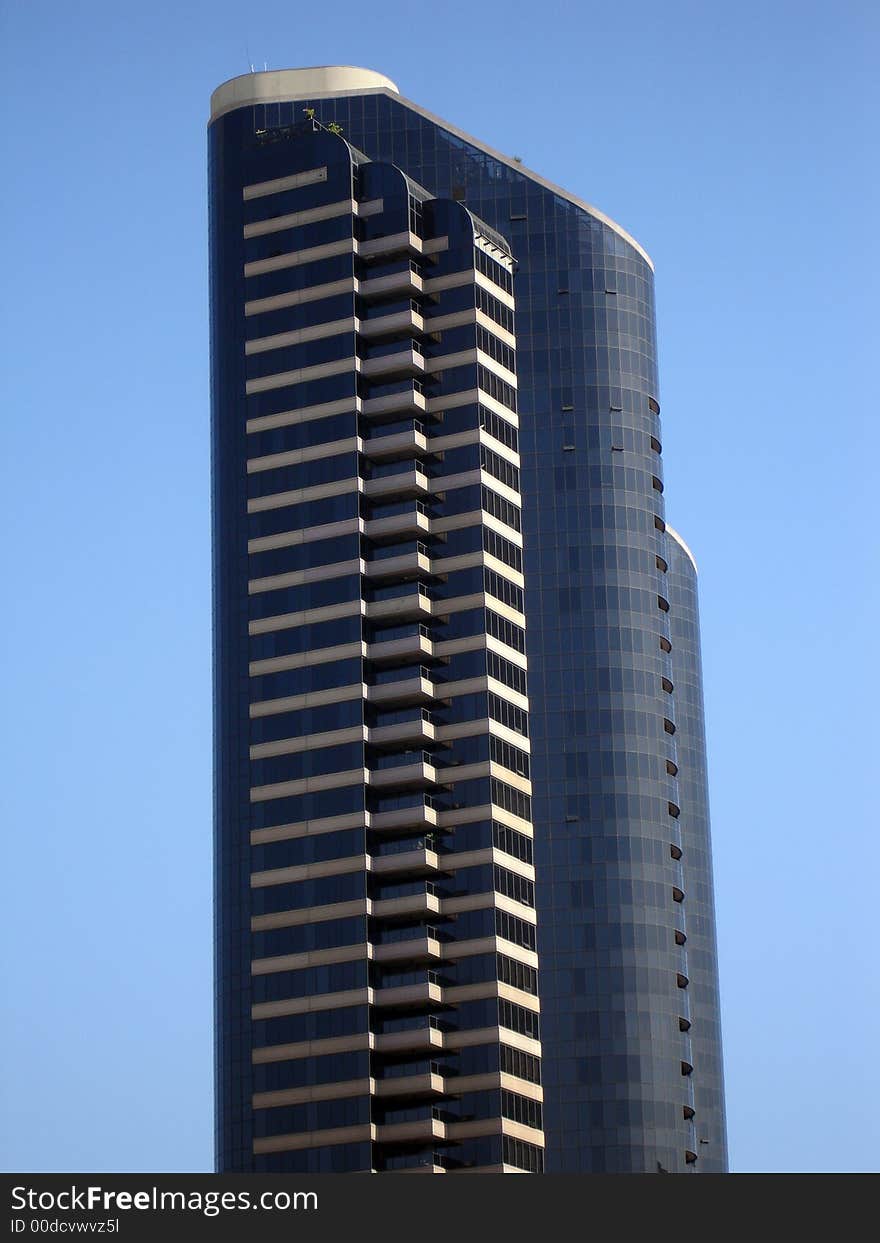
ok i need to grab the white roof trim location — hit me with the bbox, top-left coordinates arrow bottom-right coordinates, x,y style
210,67 -> 399,121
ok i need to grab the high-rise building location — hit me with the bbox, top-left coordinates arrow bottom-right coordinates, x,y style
210,66 -> 727,1175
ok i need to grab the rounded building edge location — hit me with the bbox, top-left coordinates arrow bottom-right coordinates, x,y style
210,67 -> 400,123
666,524 -> 699,575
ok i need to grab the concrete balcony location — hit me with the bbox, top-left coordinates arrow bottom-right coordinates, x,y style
357,307 -> 424,340
363,548 -> 432,582
360,425 -> 428,462
369,758 -> 440,791
369,716 -> 436,748
364,508 -> 431,543
358,231 -> 422,261
371,934 -> 442,964
359,268 -> 424,300
370,846 -> 442,878
361,387 -> 427,420
361,347 -> 426,381
371,980 -> 443,1010
367,631 -> 433,667
372,1026 -> 444,1054
365,588 -> 432,623
371,890 -> 441,920
369,803 -> 439,835
373,1072 -> 446,1100
374,1116 -> 447,1145
363,466 -> 431,501
367,673 -> 436,707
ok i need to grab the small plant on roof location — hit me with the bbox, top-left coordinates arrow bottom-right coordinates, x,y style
326,121 -> 344,135
303,107 -> 315,119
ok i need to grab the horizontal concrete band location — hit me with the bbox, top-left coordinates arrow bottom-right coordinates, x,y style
250,767 -> 531,814
246,594 -> 522,646
245,424 -> 519,475
248,757 -> 532,805
246,546 -> 522,598
244,465 -> 520,516
246,628 -> 527,678
252,1069 -> 542,1110
251,978 -> 540,1020
247,477 -> 358,514
247,588 -> 525,640
243,342 -> 518,399
247,515 -> 362,554
247,715 -> 530,760
245,314 -> 357,356
243,197 -> 357,240
246,548 -> 523,595
248,886 -> 536,931
245,507 -> 522,555
251,933 -> 539,978
248,795 -> 533,851
243,164 -> 328,201
245,391 -> 517,450
249,843 -> 535,888
251,1022 -> 542,1069
252,1113 -> 543,1155
245,277 -> 356,320
243,267 -> 506,331
247,228 -> 449,277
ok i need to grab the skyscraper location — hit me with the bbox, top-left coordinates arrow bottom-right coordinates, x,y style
210,66 -> 726,1175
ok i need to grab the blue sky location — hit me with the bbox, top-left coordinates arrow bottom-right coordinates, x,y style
1,0 -> 877,1174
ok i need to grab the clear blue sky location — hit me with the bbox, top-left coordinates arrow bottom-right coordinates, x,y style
1,0 -> 877,1174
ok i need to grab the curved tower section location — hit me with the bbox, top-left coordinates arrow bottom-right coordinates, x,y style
665,529 -> 728,1171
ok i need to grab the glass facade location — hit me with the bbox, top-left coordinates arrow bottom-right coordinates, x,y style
210,69 -> 726,1174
